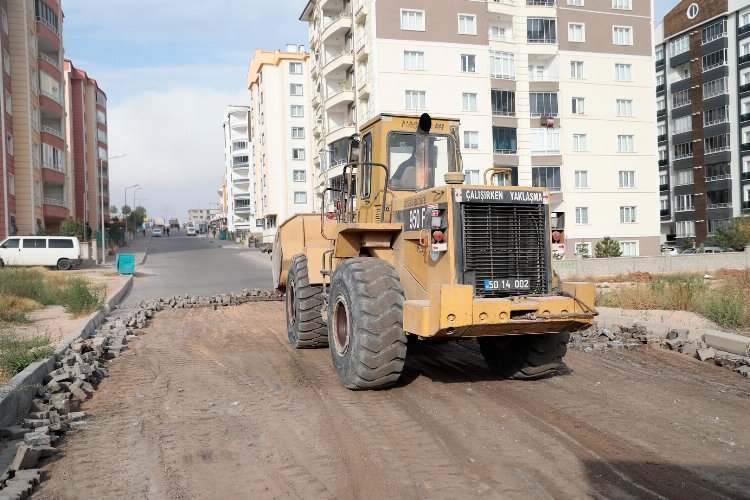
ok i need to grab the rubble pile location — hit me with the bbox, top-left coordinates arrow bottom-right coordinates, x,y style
0,288 -> 283,499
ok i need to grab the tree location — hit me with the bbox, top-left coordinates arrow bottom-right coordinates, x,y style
121,205 -> 132,216
109,204 -> 118,215
59,218 -> 86,239
713,217 -> 750,251
594,236 -> 622,258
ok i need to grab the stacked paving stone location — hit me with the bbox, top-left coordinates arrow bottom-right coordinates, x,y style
0,288 -> 283,499
571,325 -> 750,377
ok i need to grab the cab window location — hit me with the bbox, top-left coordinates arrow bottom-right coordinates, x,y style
1,238 -> 19,248
389,132 -> 454,191
23,239 -> 46,248
360,132 -> 373,199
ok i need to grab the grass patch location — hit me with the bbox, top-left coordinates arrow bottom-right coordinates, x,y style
64,277 -> 105,315
0,333 -> 53,382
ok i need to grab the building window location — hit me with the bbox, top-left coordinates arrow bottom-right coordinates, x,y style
527,18 -> 557,43
458,14 -> 476,35
620,206 -> 637,223
6,133 -> 12,156
8,173 -> 14,195
490,51 -> 515,79
572,133 -> 587,151
404,51 -> 425,70
463,131 -> 479,150
1,9 -> 7,35
613,26 -> 632,45
97,109 -> 106,124
289,62 -> 303,74
400,9 -> 425,31
491,90 -> 515,116
291,127 -> 305,139
655,46 -> 664,61
97,129 -> 107,143
294,192 -> 308,204
4,91 -> 10,115
493,127 -> 517,154
405,90 -> 426,109
460,54 -> 476,73
704,106 -> 728,126
612,0 -> 632,10
292,148 -> 305,160
571,97 -> 585,114
673,142 -> 693,160
33,143 -> 40,167
707,189 -> 731,208
532,166 -> 561,192
618,170 -> 635,188
575,207 -> 589,224
530,128 -> 560,154
705,134 -> 730,154
617,135 -> 634,152
530,92 -> 558,117
570,61 -> 584,78
568,0 -> 584,6
706,162 -> 731,181
659,149 -> 668,162
290,105 -> 304,117
672,89 -> 690,108
672,116 -> 691,134
703,77 -> 727,98
616,99 -> 633,117
702,49 -> 727,71
462,93 -> 478,112
614,63 -> 632,81
620,241 -> 638,256
574,170 -> 588,188
669,35 -> 689,57
2,50 -> 9,75
568,23 -> 585,42
465,170 -> 480,185
702,20 -> 726,44
676,221 -> 696,238
293,170 -> 306,182
290,83 -> 303,96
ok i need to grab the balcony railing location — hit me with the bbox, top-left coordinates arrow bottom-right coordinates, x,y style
38,52 -> 61,70
43,161 -> 64,173
527,37 -> 557,44
526,0 -> 555,4
706,145 -> 731,154
492,110 -> 516,117
43,198 -> 65,207
489,33 -> 513,42
742,113 -> 750,123
40,89 -> 62,105
36,17 -> 59,37
741,54 -> 750,64
656,84 -> 665,92
529,74 -> 558,81
493,148 -> 517,154
328,121 -> 356,134
655,58 -> 665,67
490,0 -> 514,4
322,11 -> 352,29
41,125 -> 63,139
707,202 -> 731,209
742,143 -> 750,151
742,200 -> 750,209
324,49 -> 353,66
706,174 -> 731,182
657,109 -> 666,117
742,171 -> 750,181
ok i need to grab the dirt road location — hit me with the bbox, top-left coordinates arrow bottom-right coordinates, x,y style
37,303 -> 750,499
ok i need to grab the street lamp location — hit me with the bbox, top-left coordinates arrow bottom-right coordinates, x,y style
132,187 -> 142,233
100,153 -> 127,265
124,183 -> 139,240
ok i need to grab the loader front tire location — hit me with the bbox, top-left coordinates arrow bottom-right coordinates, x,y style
328,258 -> 407,390
478,332 -> 570,380
286,254 -> 328,348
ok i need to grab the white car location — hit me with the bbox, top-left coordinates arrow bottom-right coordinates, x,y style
186,226 -> 196,236
152,228 -> 163,237
0,236 -> 82,270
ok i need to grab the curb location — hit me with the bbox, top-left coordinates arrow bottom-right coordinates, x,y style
138,236 -> 152,265
0,276 -> 133,429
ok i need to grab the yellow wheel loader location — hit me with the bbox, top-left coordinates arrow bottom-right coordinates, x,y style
272,113 -> 596,390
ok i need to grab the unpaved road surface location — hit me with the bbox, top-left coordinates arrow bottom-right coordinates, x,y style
37,303 -> 750,499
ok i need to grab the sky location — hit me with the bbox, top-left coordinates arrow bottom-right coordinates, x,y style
63,0 -> 679,222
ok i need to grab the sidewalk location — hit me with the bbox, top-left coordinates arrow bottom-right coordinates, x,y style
119,234 -> 151,265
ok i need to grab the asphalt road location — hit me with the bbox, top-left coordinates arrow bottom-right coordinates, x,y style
122,233 -> 273,306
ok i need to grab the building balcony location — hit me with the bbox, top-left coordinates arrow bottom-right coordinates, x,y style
657,109 -> 666,118
354,0 -> 369,21
325,87 -> 354,112
706,174 -> 731,182
658,159 -> 668,166
234,204 -> 253,214
36,17 -> 61,48
322,49 -> 353,76
742,171 -> 750,181
742,83 -> 750,94
740,24 -> 750,35
321,12 -> 352,43
655,58 -> 665,68
743,200 -> 750,210
742,143 -> 750,152
657,134 -> 667,143
37,52 -> 62,78
43,199 -> 68,220
656,84 -> 665,93
326,122 -> 356,144
707,202 -> 732,209
659,183 -> 669,192
356,35 -> 370,60
741,113 -> 750,123
740,54 -> 750,65
233,176 -> 251,185
660,208 -> 670,217
41,164 -> 65,185
527,0 -> 555,5
232,161 -> 249,171
39,92 -> 64,117
312,92 -> 321,109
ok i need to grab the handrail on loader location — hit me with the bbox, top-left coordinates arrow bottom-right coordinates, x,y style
483,167 -> 513,186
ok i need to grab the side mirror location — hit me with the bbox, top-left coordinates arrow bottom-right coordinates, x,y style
347,136 -> 360,163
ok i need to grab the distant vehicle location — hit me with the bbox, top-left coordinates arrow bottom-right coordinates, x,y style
169,219 -> 179,229
698,246 -> 724,253
661,246 -> 678,255
186,227 -> 196,236
152,228 -> 163,237
154,217 -> 165,227
681,248 -> 697,254
0,236 -> 81,270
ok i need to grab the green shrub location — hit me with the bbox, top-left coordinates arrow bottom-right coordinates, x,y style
594,237 -> 622,258
0,334 -> 53,379
695,285 -> 750,330
64,277 -> 105,315
58,218 -> 86,240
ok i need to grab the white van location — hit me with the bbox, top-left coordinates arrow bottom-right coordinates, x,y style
0,236 -> 82,270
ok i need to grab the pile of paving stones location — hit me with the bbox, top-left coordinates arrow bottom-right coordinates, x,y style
0,288 -> 283,499
571,325 -> 750,378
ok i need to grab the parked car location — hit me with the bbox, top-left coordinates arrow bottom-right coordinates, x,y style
186,226 -> 196,236
0,236 -> 81,270
698,246 -> 724,253
152,228 -> 163,237
681,248 -> 697,254
661,246 -> 678,255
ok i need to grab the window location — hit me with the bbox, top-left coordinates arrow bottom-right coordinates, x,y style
4,91 -> 10,115
289,62 -> 303,74
42,144 -> 65,170
460,54 -> 476,73
532,166 -> 561,192
570,61 -> 584,78
465,170 -> 480,185
530,92 -> 558,116
491,90 -> 515,116
612,0 -> 632,9
97,129 -> 107,143
98,146 -> 107,160
40,71 -> 61,103
401,9 -> 425,31
702,20 -> 726,44
672,90 -> 690,108
703,77 -> 727,98
575,207 -> 589,224
490,51 -> 515,79
676,221 -> 696,238
706,162 -> 730,181
620,206 -> 637,223
568,0 -> 584,5
2,50 -> 9,75
571,97 -> 585,114
493,127 -> 517,154
568,23 -> 585,42
293,170 -> 306,182
655,46 -> 664,61
96,109 -> 106,124
7,173 -> 13,195
6,133 -> 12,156
458,14 -> 476,35
49,239 -> 74,249
620,241 -> 638,256
527,18 -> 557,43
294,192 -> 308,204
618,170 -> 635,188
672,115 -> 691,134
615,63 -> 632,81
574,170 -> 588,188
290,105 -> 304,117
659,149 -> 668,162
530,128 -> 560,153
292,148 -> 305,160
405,90 -> 426,109
1,9 -> 7,35
572,134 -> 587,151
675,169 -> 694,186
290,84 -> 303,96
616,99 -> 633,117
674,142 -> 693,159
403,51 -> 425,70
704,106 -> 728,126
669,35 -> 689,57
613,26 -> 632,45
291,127 -> 305,139
462,93 -> 478,112
674,194 -> 694,211
656,74 -> 665,87
33,143 -> 40,168
702,49 -> 727,71
617,135 -> 634,152
742,41 -> 750,57
35,0 -> 58,29
232,155 -> 248,166
705,134 -> 730,154
707,189 -> 731,208
463,131 -> 479,149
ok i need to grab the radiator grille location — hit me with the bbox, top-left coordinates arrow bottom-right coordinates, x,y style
461,203 -> 549,298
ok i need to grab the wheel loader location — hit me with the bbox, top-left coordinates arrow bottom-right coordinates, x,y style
272,113 -> 596,390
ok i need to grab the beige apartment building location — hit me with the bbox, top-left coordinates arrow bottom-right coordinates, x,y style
247,46 -> 316,242
300,0 -> 660,257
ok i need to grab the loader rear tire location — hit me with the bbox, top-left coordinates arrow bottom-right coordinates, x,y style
285,254 -> 328,348
328,258 -> 407,390
478,332 -> 570,380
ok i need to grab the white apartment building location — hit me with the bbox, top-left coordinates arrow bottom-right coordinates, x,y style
300,0 -> 661,257
222,106 -> 254,233
247,46 -> 316,242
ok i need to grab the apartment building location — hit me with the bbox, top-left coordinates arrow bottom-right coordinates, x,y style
655,0 -> 750,246
222,106 -> 254,233
247,46 -> 316,242
0,0 -> 12,238
300,0 -> 660,257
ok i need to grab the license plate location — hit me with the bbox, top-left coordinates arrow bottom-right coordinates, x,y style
484,279 -> 530,291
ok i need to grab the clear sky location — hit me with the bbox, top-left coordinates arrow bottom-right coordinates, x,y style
63,0 -> 679,222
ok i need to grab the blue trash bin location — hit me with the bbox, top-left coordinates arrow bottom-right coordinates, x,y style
115,253 -> 136,275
